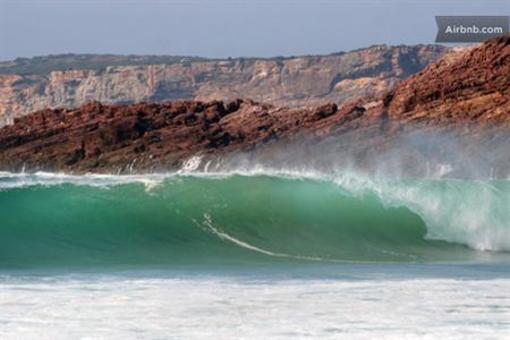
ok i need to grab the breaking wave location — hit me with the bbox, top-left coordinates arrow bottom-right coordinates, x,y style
0,168 -> 509,269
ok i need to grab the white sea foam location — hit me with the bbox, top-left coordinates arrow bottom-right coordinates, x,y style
0,275 -> 509,340
179,155 -> 204,173
330,173 -> 510,252
0,171 -> 169,191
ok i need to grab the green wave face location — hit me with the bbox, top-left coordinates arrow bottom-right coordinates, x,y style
0,174 -> 508,269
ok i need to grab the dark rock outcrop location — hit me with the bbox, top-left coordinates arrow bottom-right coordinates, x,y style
0,95 -> 380,172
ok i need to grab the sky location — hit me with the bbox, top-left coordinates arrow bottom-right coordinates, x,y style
0,0 -> 508,61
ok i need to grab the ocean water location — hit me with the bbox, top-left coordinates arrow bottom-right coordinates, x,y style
0,171 -> 509,339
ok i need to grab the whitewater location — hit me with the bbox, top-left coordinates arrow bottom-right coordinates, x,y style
0,165 -> 509,339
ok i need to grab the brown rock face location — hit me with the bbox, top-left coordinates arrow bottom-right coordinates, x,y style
0,44 -> 448,126
0,99 -> 367,173
0,36 -> 507,174
385,36 -> 510,125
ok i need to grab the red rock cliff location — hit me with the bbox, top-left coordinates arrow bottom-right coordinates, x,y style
0,37 -> 507,173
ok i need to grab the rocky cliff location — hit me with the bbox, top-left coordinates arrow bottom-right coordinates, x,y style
386,36 -> 510,125
0,37 -> 507,174
0,44 -> 448,126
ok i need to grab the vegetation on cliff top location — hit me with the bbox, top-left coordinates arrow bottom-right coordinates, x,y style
0,54 -> 210,76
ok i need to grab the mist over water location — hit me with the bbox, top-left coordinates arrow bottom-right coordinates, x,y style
210,126 -> 510,180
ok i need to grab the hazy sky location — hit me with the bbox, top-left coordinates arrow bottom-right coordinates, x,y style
0,0 -> 507,61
